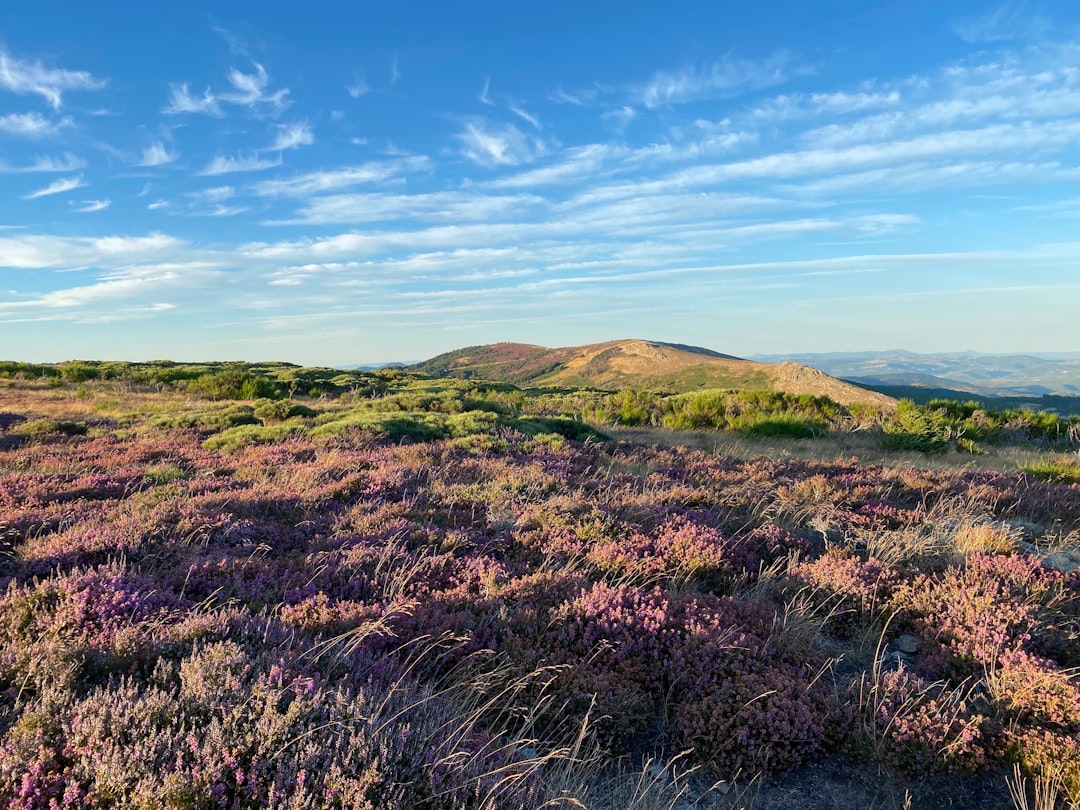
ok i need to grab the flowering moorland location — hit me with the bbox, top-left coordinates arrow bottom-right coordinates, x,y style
0,380 -> 1078,808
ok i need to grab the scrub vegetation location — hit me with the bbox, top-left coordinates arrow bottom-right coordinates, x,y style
0,362 -> 1078,808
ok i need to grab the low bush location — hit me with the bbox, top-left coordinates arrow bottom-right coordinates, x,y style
202,424 -> 305,451
252,399 -> 319,422
882,399 -> 951,454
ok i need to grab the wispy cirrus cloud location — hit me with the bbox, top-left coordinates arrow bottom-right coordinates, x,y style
220,62 -> 289,110
0,232 -> 186,269
137,141 -> 179,167
70,199 -> 110,213
22,174 -> 86,199
199,153 -> 282,176
266,120 -> 314,151
0,152 -> 86,173
252,156 -> 430,196
457,119 -> 546,167
164,62 -> 288,116
189,186 -> 235,203
478,77 -> 493,106
0,111 -> 73,138
508,103 -> 541,130
0,49 -> 106,109
268,190 -> 544,226
954,0 -> 1047,43
163,83 -> 222,116
637,51 -> 805,108
347,74 -> 369,98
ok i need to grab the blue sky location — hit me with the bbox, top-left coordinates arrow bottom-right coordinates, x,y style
2,0 -> 1080,365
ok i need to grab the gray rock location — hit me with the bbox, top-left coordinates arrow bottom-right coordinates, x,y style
1041,550 -> 1080,574
893,634 -> 919,654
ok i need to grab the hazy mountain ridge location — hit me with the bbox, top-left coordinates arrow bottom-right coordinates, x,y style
410,339 -> 896,407
752,350 -> 1080,397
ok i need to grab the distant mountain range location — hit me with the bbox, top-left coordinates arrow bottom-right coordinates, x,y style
750,350 -> 1080,398
408,339 -> 896,407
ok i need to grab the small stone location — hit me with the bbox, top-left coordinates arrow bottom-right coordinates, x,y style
894,634 -> 919,654
1041,552 -> 1080,574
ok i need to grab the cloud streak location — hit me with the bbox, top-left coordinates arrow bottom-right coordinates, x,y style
266,121 -> 314,151
199,153 -> 283,176
0,112 -> 72,138
0,49 -> 105,109
638,51 -> 803,107
22,175 -> 86,199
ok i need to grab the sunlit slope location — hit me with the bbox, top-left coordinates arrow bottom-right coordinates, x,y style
412,339 -> 896,407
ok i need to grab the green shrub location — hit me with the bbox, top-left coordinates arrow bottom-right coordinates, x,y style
153,405 -> 259,433
18,419 -> 88,437
882,400 -> 951,454
144,464 -> 187,485
311,411 -> 451,442
188,370 -> 281,401
738,415 -> 826,438
202,424 -> 304,451
1019,458 -> 1080,484
511,416 -> 607,441
252,399 -> 318,422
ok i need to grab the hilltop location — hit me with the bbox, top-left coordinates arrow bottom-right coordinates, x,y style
411,339 -> 896,408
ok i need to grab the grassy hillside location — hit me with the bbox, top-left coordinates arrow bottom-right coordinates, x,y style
412,339 -> 897,408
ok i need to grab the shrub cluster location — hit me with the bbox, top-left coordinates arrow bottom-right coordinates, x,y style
0,384 -> 1078,805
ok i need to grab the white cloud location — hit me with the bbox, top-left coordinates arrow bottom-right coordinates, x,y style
478,77 -> 493,106
221,62 -> 289,111
252,156 -> 430,196
954,0 -> 1047,43
0,152 -> 86,173
148,200 -> 169,210
348,74 -> 369,98
163,83 -> 222,116
638,52 -> 801,108
457,120 -> 544,167
0,232 -> 185,269
0,49 -> 105,109
853,213 -> 921,235
199,153 -> 283,176
508,103 -> 541,130
189,186 -> 235,202
164,63 -> 289,117
487,143 -> 624,189
71,199 -> 110,213
267,121 -> 314,151
270,190 -> 543,225
137,141 -> 179,167
0,112 -> 72,138
22,175 -> 86,199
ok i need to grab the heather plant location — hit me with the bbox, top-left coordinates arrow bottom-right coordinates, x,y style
854,666 -> 996,774
892,553 -> 1071,679
790,549 -> 900,638
1,379 -> 1079,805
0,640 -> 553,809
